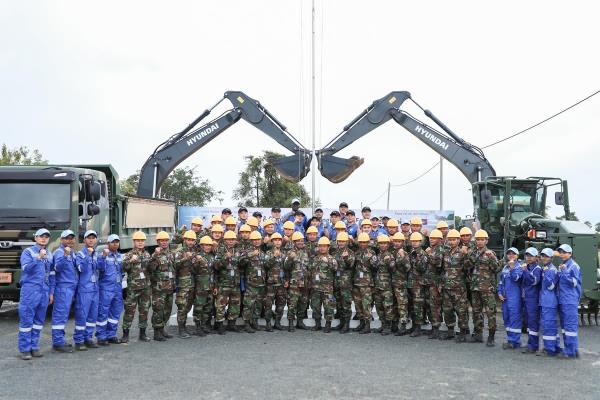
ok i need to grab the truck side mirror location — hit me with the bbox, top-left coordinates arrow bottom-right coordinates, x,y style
89,181 -> 102,202
87,204 -> 100,216
555,192 -> 564,206
481,189 -> 492,205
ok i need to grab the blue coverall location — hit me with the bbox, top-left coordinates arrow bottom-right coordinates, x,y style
498,261 -> 523,347
50,245 -> 78,346
74,248 -> 99,344
522,261 -> 542,351
96,251 -> 124,341
540,263 -> 559,355
558,258 -> 582,357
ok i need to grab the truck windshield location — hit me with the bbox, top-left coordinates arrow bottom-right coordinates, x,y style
0,183 -> 70,222
484,182 -> 544,215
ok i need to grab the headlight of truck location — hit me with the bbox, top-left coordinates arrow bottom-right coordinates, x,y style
535,231 -> 547,239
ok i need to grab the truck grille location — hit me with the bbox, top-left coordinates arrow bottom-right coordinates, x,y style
0,251 -> 20,267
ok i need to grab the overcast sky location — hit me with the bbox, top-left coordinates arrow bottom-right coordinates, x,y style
1,1 -> 599,223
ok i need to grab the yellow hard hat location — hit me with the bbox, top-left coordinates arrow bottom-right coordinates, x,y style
360,219 -> 372,226
336,232 -> 349,242
429,229 -> 443,239
306,226 -> 318,234
263,219 -> 274,227
318,236 -> 330,246
409,232 -> 423,241
271,232 -> 283,240
224,216 -> 236,225
247,216 -> 259,227
182,230 -> 196,240
239,224 -> 251,233
410,217 -> 423,225
283,221 -> 295,230
211,224 -> 224,233
447,229 -> 460,239
436,221 -> 449,229
211,215 -> 223,223
334,221 -> 346,229
199,235 -> 213,245
377,234 -> 390,243
291,231 -> 304,241
249,231 -> 262,240
223,231 -> 237,240
156,231 -> 170,240
386,218 -> 399,228
191,217 -> 203,226
392,232 -> 405,241
132,231 -> 147,240
357,232 -> 370,242
459,227 -> 472,236
474,229 -> 489,239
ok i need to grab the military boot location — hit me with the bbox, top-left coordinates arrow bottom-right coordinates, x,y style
353,319 -> 365,332
178,323 -> 191,339
273,318 -> 283,331
120,329 -> 130,344
288,319 -> 296,332
153,329 -> 166,342
194,323 -> 206,337
217,321 -> 226,335
331,318 -> 342,331
250,318 -> 260,331
352,313 -> 360,320
244,320 -> 255,333
324,321 -> 332,333
429,327 -> 440,339
410,324 -> 422,337
373,322 -> 383,334
440,328 -> 455,340
138,329 -> 151,342
340,319 -> 350,334
296,318 -> 308,330
391,320 -> 399,333
202,320 -> 212,334
395,323 -> 408,336
359,320 -> 371,334
381,321 -> 391,336
469,332 -> 484,343
229,320 -> 242,332
162,328 -> 173,339
455,328 -> 467,343
486,330 -> 496,347
265,319 -> 273,332
312,319 -> 322,331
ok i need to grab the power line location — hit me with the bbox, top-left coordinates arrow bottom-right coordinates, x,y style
391,161 -> 440,188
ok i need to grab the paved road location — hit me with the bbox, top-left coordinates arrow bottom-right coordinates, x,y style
1,302 -> 599,400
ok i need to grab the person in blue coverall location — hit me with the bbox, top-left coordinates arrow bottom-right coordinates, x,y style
50,229 -> 78,353
18,228 -> 54,360
556,244 -> 582,359
537,247 -> 560,357
521,247 -> 542,354
96,234 -> 124,345
74,230 -> 100,351
498,247 -> 523,349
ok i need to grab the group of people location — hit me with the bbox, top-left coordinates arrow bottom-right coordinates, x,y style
17,199 -> 582,361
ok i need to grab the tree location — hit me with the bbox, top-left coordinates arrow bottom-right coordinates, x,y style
556,212 -> 579,221
233,151 -> 313,207
120,166 -> 223,206
0,143 -> 48,165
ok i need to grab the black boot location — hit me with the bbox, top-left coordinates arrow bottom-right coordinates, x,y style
324,321 -> 332,333
139,328 -> 150,342
296,319 -> 307,330
331,318 -> 342,331
288,319 -> 295,332
391,320 -> 399,333
469,332 -> 483,343
381,321 -> 391,336
455,328 -> 467,343
410,324 -> 422,337
353,319 -> 365,332
202,320 -> 212,334
352,313 -> 360,320
162,328 -> 173,339
312,319 -> 322,331
121,329 -> 130,344
154,328 -> 166,341
440,328 -> 455,340
178,323 -> 191,339
250,318 -> 260,331
194,323 -> 206,337
265,319 -> 273,332
217,321 -> 226,335
395,323 -> 408,336
359,320 -> 371,334
244,320 -> 255,333
229,320 -> 242,332
429,327 -> 440,339
486,330 -> 496,347
273,318 -> 283,331
340,319 -> 350,334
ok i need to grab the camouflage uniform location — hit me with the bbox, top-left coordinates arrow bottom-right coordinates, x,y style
264,248 -> 287,326
148,248 -> 175,330
284,247 -> 310,322
391,249 -> 411,325
174,244 -> 196,327
240,248 -> 267,325
408,247 -> 428,326
442,246 -> 469,334
192,250 -> 214,331
467,246 -> 500,336
213,247 -> 242,323
352,247 -> 376,322
309,253 -> 338,324
122,248 -> 152,330
304,241 -> 319,319
331,246 -> 355,323
373,250 -> 395,331
425,243 -> 445,331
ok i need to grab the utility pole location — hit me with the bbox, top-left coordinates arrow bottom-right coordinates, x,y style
439,156 -> 443,210
386,182 -> 391,211
310,0 -> 317,214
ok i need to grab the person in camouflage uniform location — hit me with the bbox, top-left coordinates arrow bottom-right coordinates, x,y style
173,217 -> 207,246
459,226 -> 475,334
407,232 -> 428,337
192,235 -> 215,337
261,219 -> 277,252
173,231 -> 198,339
352,232 -> 377,334
391,233 -> 411,335
239,231 -> 267,333
211,224 -> 226,253
331,232 -> 355,334
466,229 -> 500,346
440,229 -> 470,342
309,237 -> 338,333
281,221 -> 296,253
284,232 -> 310,332
424,229 -> 445,339
148,231 -> 175,342
236,225 -> 253,321
373,235 -> 396,335
213,231 -> 242,334
121,231 -> 152,343
304,226 -> 319,323
264,233 -> 287,330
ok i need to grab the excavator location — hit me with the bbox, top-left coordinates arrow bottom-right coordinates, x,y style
316,91 -> 600,304
137,91 -> 312,198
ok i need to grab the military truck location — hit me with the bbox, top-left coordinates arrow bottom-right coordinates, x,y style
0,164 -> 176,306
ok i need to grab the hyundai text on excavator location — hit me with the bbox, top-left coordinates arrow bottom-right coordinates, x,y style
316,91 -> 600,302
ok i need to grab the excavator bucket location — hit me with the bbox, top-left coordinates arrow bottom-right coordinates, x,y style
318,155 -> 364,183
267,152 -> 312,182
